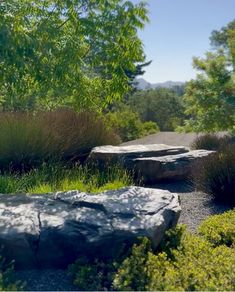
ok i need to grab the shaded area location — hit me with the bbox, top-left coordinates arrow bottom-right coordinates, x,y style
151,181 -> 231,232
15,269 -> 77,291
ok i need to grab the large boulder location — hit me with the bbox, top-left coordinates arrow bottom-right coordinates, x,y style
132,150 -> 215,184
0,187 -> 181,269
88,144 -> 189,166
88,144 -> 215,184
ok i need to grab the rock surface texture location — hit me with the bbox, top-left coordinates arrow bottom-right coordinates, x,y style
89,144 -> 215,184
89,144 -> 189,165
133,150 -> 215,184
0,187 -> 181,269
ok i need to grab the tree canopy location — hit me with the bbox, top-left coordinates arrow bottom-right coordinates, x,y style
210,20 -> 235,70
126,88 -> 185,131
0,0 -> 148,111
183,20 -> 235,132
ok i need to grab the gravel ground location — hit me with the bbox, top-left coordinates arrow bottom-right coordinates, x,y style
14,182 -> 231,291
15,269 -> 78,291
151,181 -> 231,232
121,131 -> 228,147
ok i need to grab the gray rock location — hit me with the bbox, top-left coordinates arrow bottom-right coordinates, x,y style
88,144 -> 189,166
0,187 -> 181,269
88,144 -> 215,184
132,150 -> 215,184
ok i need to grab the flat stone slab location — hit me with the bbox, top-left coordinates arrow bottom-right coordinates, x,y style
0,187 -> 181,269
132,150 -> 215,184
89,144 -> 189,165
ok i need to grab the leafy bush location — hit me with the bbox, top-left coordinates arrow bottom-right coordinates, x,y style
191,133 -> 235,150
113,225 -> 235,291
112,237 -> 152,291
0,110 -> 120,171
0,256 -> 23,291
192,144 -> 235,205
141,121 -> 159,136
105,105 -> 159,142
68,257 -> 118,291
198,209 -> 235,247
0,164 -> 133,194
69,211 -> 235,291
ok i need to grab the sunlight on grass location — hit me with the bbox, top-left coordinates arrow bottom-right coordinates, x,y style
0,164 -> 134,194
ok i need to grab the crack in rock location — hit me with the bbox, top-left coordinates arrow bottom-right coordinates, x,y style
34,211 -> 42,267
54,195 -> 108,214
71,201 -> 108,214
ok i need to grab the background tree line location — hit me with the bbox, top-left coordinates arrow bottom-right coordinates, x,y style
0,1 -> 234,142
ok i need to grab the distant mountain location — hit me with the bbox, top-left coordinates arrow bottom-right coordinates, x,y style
134,78 -> 185,90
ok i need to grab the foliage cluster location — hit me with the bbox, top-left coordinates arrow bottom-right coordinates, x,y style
183,20 -> 235,132
0,256 -> 22,291
105,104 -> 159,142
126,88 -> 186,131
0,110 -> 119,171
192,143 -> 235,205
114,225 -> 235,291
198,209 -> 235,247
0,0 -> 148,111
69,257 -> 119,291
70,210 -> 235,291
0,163 -> 133,194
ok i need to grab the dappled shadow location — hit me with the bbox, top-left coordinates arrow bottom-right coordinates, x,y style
149,180 -> 194,193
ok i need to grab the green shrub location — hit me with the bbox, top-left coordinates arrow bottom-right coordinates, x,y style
198,209 -> 235,247
113,226 -> 235,291
112,237 -> 152,291
0,110 -> 120,171
192,144 -> 235,205
0,164 -> 133,194
69,211 -> 235,291
68,257 -> 118,291
69,258 -> 104,291
141,121 -> 159,136
105,105 -> 159,142
191,133 -> 235,150
0,256 -> 23,291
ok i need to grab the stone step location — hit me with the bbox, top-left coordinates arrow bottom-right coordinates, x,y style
89,144 -> 189,166
131,150 -> 215,184
0,187 -> 181,269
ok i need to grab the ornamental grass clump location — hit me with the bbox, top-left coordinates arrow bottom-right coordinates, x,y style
192,144 -> 235,205
0,110 -> 120,171
41,110 -> 120,162
191,133 -> 235,151
0,112 -> 55,171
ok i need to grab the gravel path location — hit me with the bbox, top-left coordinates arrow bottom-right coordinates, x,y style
151,181 -> 230,232
15,269 -> 77,291
121,131 -> 228,147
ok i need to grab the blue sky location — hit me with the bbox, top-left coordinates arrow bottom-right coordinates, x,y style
131,0 -> 235,83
